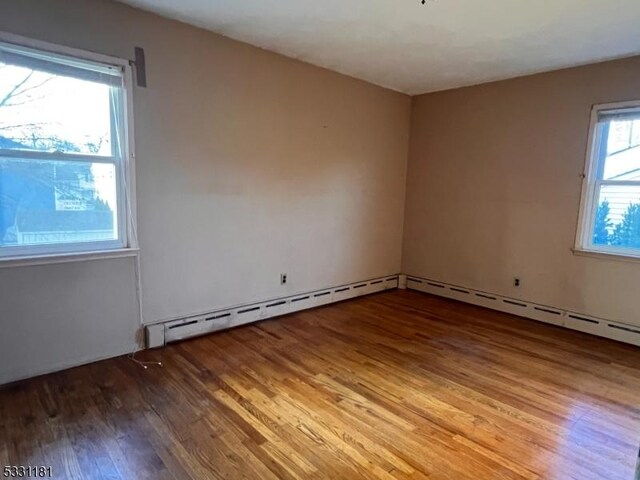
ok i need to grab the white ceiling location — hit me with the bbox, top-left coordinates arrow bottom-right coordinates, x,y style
119,0 -> 640,95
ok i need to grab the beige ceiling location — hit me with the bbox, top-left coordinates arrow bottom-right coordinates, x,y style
118,0 -> 640,95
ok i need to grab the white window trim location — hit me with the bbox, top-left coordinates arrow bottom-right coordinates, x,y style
0,31 -> 138,265
574,100 -> 640,260
0,248 -> 140,269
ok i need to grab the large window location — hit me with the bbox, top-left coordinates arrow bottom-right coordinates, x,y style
576,102 -> 640,257
0,38 -> 133,259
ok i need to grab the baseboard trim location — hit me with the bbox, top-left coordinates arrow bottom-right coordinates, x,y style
405,275 -> 640,348
147,275 -> 400,347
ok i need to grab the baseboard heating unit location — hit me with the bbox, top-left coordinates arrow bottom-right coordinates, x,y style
146,275 -> 399,347
406,275 -> 640,348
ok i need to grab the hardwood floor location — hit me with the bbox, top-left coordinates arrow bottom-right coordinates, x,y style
1,290 -> 640,480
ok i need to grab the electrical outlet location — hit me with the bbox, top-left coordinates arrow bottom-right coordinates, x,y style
280,273 -> 287,285
514,277 -> 521,287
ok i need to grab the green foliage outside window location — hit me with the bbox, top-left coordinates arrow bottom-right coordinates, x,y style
593,201 -> 640,249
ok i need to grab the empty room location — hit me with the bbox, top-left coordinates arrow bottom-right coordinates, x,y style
1,0 -> 640,479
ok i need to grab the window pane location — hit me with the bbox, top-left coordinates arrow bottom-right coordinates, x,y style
0,63 -> 112,156
0,158 -> 118,247
602,120 -> 640,180
592,184 -> 640,249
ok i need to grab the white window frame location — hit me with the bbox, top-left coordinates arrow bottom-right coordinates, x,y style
575,100 -> 640,259
0,32 -> 137,263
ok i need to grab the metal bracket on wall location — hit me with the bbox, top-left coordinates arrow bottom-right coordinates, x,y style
130,46 -> 147,87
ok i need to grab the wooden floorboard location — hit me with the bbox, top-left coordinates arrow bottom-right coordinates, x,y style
1,290 -> 640,479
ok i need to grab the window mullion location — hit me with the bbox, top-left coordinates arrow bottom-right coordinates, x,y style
599,180 -> 640,187
584,180 -> 603,249
0,149 -> 118,165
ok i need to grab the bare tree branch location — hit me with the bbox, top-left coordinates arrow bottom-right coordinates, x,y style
0,122 -> 48,130
1,97 -> 47,108
10,76 -> 54,100
0,71 -> 34,108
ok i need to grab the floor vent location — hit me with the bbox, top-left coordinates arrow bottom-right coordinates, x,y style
608,324 -> 640,335
146,275 -> 399,347
267,301 -> 286,308
406,275 -> 640,348
534,307 -> 562,316
238,306 -> 260,314
567,314 -> 599,325
476,293 -> 496,301
168,320 -> 197,329
504,299 -> 526,307
450,287 -> 470,294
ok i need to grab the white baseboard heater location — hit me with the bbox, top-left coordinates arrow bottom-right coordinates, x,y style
146,275 -> 399,347
406,275 -> 640,348
146,273 -> 640,350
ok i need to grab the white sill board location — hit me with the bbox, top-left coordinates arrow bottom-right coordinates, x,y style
0,248 -> 140,269
572,248 -> 640,264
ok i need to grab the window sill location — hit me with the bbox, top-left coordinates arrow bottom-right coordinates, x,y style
572,248 -> 640,264
0,248 -> 140,269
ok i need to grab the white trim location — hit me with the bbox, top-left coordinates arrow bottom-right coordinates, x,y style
149,274 -> 401,326
575,104 -> 603,251
574,100 -> 640,259
406,275 -> 640,348
0,39 -> 122,77
0,32 -> 138,258
0,247 -> 139,269
148,275 -> 400,346
0,149 -> 118,164
0,240 -> 125,259
597,180 -> 640,187
572,247 -> 640,263
590,99 -> 640,114
121,61 -> 139,249
0,31 -> 129,68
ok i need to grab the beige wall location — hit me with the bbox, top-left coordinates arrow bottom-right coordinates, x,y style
403,56 -> 640,325
0,0 -> 410,383
7,0 -> 637,385
0,258 -> 139,383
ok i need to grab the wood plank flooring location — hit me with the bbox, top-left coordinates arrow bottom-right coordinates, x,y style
1,290 -> 640,480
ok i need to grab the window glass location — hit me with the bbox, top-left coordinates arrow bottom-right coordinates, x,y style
592,185 -> 640,249
0,63 -> 112,156
0,158 -> 117,247
0,40 -> 128,257
602,120 -> 640,180
580,107 -> 640,256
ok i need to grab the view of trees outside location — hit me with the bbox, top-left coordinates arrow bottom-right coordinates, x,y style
593,200 -> 640,249
0,61 -> 117,247
592,119 -> 640,250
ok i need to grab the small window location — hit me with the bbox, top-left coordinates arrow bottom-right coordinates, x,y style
576,102 -> 640,257
0,39 -> 133,258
